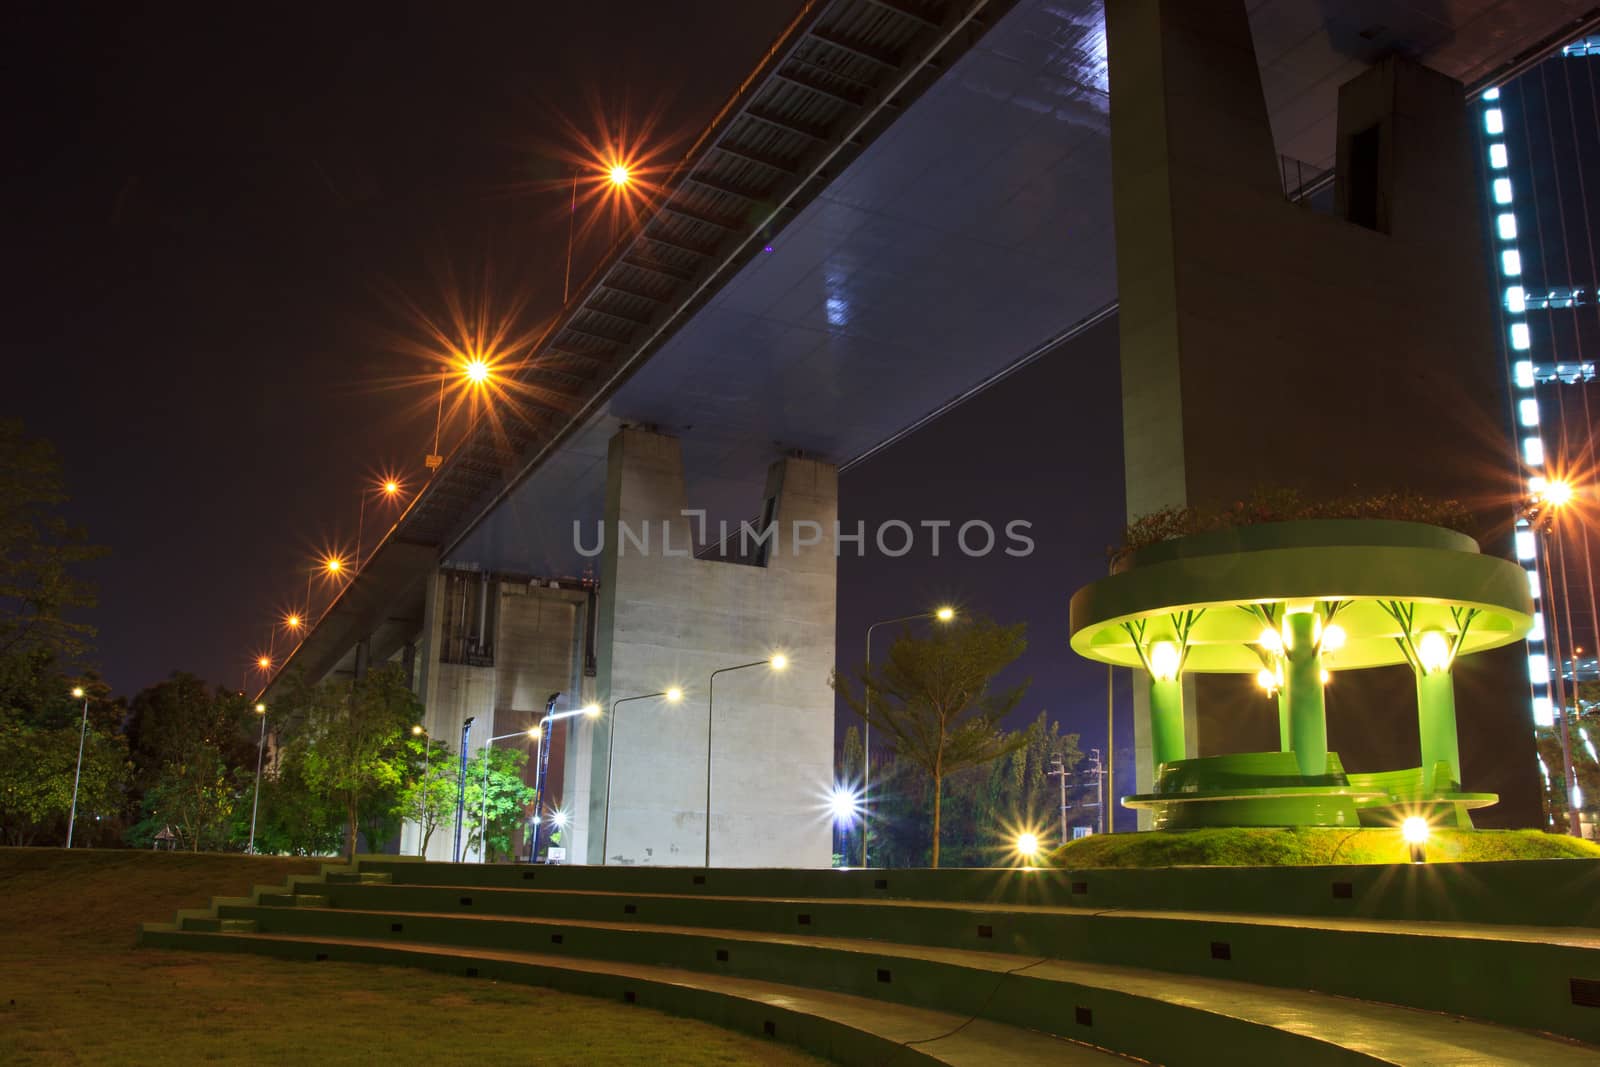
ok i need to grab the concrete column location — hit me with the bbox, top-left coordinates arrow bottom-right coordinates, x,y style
591,427 -> 835,868
1416,669 -> 1462,794
353,637 -> 371,681
1283,613 -> 1328,777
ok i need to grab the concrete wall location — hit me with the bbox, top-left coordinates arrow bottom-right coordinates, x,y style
590,427 -> 836,868
1107,0 -> 1538,825
401,570 -> 588,861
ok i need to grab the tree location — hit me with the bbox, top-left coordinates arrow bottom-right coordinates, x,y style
0,719 -> 127,846
289,665 -> 420,858
833,616 -> 1030,867
0,421 -> 104,711
397,733 -> 457,856
123,673 -> 255,851
463,746 -> 537,862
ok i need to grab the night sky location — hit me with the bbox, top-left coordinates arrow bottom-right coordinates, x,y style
6,3 -> 1127,767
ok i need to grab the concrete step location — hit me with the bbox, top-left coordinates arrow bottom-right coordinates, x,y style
177,917 -> 258,934
137,926 -> 1127,1066
324,871 -> 393,885
281,879 -> 1600,1043
257,893 -> 328,908
203,903 -> 1600,1063
352,857 -> 1600,928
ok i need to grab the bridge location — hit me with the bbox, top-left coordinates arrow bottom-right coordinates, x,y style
264,0 -> 1598,866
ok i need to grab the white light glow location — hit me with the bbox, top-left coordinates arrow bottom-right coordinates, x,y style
1530,610 -> 1546,643
1483,88 -> 1501,101
1489,143 -> 1508,169
1494,178 -> 1513,204
1506,285 -> 1526,312
1515,360 -> 1535,388
1529,653 -> 1549,683
1502,249 -> 1522,276
1258,627 -> 1283,654
1497,213 -> 1517,239
1402,816 -> 1431,845
1524,436 -> 1545,466
1515,530 -> 1537,559
1529,569 -> 1542,598
1321,623 -> 1346,653
1149,641 -> 1181,682
1511,323 -> 1531,350
1485,109 -> 1504,134
828,785 -> 860,823
1534,696 -> 1555,728
1519,398 -> 1539,427
1417,631 -> 1452,673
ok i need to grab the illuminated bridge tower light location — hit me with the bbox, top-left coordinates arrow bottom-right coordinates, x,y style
1479,86 -> 1556,733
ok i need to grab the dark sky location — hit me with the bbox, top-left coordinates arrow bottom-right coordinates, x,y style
5,2 -> 1129,773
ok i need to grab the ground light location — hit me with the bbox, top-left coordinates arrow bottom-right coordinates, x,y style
1402,816 -> 1430,863
1015,832 -> 1041,865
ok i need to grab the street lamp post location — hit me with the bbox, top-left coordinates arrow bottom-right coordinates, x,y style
600,687 -> 683,864
411,724 -> 429,857
704,655 -> 787,868
66,686 -> 89,849
354,478 -> 402,574
526,697 -> 601,863
248,703 -> 268,853
862,608 -> 954,866
453,716 -> 476,862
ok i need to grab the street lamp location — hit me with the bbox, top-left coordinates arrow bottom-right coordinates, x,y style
66,686 -> 89,849
248,703 -> 268,854
411,724 -> 432,857
862,608 -> 956,865
527,698 -> 602,863
600,687 -> 684,864
705,655 -> 787,867
355,475 -> 405,574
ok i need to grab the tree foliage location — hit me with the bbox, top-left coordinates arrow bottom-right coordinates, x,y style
398,733 -> 458,856
833,616 -> 1030,866
463,746 -> 538,862
0,420 -> 104,707
283,665 -> 421,858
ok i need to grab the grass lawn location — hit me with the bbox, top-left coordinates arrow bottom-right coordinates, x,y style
0,848 -> 827,1066
1053,826 -> 1600,868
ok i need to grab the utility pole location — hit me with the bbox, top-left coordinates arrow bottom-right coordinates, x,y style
1046,754 -> 1069,844
1087,748 -> 1104,834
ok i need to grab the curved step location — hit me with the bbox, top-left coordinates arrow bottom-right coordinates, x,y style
197,903 -> 1600,1065
273,880 -> 1600,1043
138,926 -> 1126,1065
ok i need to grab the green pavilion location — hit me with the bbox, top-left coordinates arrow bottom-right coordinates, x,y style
1070,520 -> 1535,829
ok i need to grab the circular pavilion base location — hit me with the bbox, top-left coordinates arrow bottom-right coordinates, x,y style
1123,751 -> 1498,830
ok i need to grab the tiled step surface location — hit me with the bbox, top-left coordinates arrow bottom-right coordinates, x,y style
138,926 -> 1129,1066
190,903 -> 1600,1065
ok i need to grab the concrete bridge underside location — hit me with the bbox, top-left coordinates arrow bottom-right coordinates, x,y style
266,0 -> 1595,861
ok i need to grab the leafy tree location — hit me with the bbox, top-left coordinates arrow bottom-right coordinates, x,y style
463,745 -> 537,862
397,733 -> 457,856
288,665 -> 420,858
0,421 -> 105,711
833,616 -> 1030,867
0,719 -> 127,846
248,754 -> 344,856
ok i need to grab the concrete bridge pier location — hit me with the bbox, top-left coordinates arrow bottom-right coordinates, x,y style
1107,0 -> 1537,825
588,427 -> 836,868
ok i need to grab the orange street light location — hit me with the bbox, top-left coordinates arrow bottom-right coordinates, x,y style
608,163 -> 632,188
257,655 -> 273,671
464,357 -> 491,385
1546,479 -> 1576,509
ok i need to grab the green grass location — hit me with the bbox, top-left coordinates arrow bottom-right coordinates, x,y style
1052,827 -> 1600,868
0,848 -> 827,1066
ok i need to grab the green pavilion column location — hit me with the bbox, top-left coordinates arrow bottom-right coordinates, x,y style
1283,612 -> 1328,777
1416,668 -> 1462,794
1277,690 -> 1291,753
1149,675 -> 1186,768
